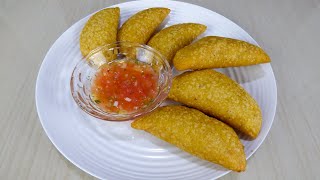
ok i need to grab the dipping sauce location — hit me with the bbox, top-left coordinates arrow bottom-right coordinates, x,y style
91,60 -> 159,113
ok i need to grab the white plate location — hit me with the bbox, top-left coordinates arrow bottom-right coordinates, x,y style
36,0 -> 277,179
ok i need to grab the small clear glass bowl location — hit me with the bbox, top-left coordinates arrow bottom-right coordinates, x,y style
70,42 -> 172,121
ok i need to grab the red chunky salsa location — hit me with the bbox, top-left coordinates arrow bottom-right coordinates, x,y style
91,61 -> 159,113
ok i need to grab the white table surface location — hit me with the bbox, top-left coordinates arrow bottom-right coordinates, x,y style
0,0 -> 319,179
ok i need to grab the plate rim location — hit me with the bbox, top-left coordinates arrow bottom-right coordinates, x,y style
35,0 -> 278,179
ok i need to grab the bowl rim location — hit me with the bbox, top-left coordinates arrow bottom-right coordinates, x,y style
85,41 -> 169,65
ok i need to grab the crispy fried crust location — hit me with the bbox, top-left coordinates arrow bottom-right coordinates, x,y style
118,8 -> 170,44
80,7 -> 120,57
168,70 -> 262,138
131,105 -> 246,172
147,23 -> 206,63
173,36 -> 270,70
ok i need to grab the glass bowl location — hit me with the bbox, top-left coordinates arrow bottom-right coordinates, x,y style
70,42 -> 172,121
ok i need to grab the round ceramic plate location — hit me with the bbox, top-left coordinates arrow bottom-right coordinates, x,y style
36,0 -> 277,179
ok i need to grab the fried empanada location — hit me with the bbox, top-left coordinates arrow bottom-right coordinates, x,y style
118,8 -> 170,44
168,69 -> 262,138
80,8 -> 120,57
148,23 -> 206,63
173,36 -> 270,70
132,105 -> 246,172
